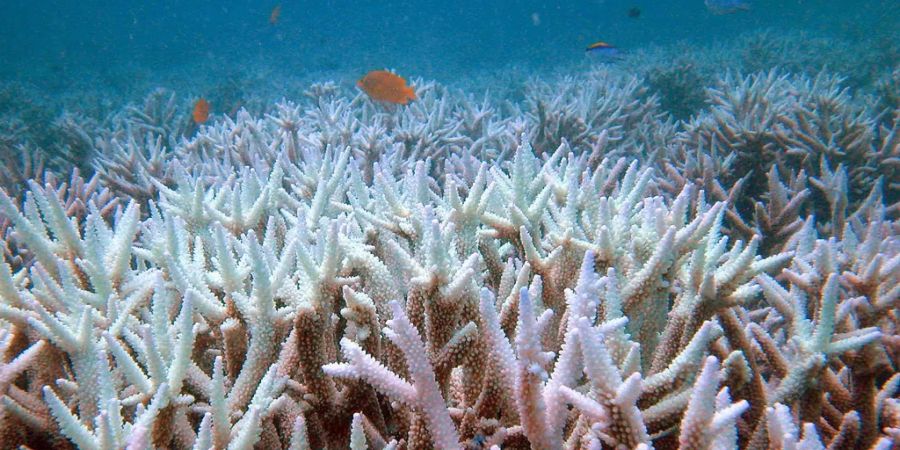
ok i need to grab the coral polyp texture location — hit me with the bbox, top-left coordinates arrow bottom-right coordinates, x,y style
0,62 -> 899,450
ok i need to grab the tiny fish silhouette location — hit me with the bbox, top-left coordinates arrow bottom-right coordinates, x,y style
627,7 -> 641,18
357,71 -> 417,105
705,0 -> 751,15
193,98 -> 210,124
269,4 -> 282,24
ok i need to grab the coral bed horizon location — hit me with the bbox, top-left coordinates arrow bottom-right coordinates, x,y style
0,64 -> 898,449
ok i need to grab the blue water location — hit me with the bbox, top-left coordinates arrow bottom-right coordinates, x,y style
0,4 -> 898,448
2,0 -> 897,97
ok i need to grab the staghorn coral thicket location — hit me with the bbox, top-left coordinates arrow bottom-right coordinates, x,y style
0,61 -> 898,450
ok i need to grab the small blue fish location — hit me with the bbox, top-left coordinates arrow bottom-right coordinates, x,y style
586,41 -> 624,61
705,0 -> 751,15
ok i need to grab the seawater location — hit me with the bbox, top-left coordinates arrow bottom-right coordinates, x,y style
1,0 -> 897,101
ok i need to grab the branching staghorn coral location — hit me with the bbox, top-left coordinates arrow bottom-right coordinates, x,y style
736,28 -> 900,89
522,69 -> 669,156
0,59 -> 898,450
0,170 -> 119,274
717,70 -> 894,198
677,69 -> 899,245
644,60 -> 709,121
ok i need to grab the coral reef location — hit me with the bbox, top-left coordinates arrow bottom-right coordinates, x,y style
676,69 -> 899,244
0,33 -> 898,449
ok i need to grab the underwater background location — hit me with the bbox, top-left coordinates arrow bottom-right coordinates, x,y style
1,1 -> 900,449
2,0 -> 898,98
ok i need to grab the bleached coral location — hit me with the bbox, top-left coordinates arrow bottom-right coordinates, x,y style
0,61 -> 897,450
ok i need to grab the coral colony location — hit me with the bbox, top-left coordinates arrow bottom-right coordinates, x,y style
0,55 -> 899,449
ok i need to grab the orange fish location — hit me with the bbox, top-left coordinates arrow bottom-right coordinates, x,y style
269,4 -> 281,24
193,98 -> 210,124
357,70 -> 417,105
